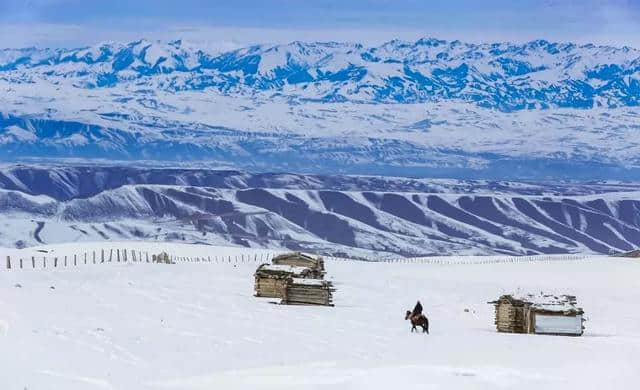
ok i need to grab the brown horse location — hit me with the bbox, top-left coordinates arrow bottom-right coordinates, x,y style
405,310 -> 429,333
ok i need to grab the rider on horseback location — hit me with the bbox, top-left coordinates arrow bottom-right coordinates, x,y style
405,300 -> 429,333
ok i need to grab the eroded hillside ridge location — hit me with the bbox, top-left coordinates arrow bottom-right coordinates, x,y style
1,166 -> 639,256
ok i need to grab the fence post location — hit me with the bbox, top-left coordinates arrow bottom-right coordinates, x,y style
19,258 -> 23,269
6,256 -> 10,270
146,252 -> 149,263
64,256 -> 67,267
84,253 -> 87,265
109,249 -> 113,262
123,249 -> 127,262
101,249 -> 105,263
117,249 -> 120,262
74,254 -> 77,266
54,257 -> 58,267
93,251 -> 96,264
132,251 -> 136,262
32,256 -> 35,268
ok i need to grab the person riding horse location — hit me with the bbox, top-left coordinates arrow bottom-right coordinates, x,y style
405,300 -> 429,333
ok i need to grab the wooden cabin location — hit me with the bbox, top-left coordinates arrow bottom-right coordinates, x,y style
281,278 -> 335,306
489,293 -> 585,336
254,264 -> 315,298
272,252 -> 325,277
152,252 -> 173,264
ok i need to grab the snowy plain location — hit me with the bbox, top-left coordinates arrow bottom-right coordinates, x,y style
1,242 -> 639,389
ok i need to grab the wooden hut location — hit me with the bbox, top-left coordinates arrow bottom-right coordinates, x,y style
152,252 -> 173,264
272,252 -> 325,277
254,264 -> 315,298
489,293 -> 585,336
281,278 -> 335,306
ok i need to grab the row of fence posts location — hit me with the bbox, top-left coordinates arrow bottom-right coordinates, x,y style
326,254 -> 588,265
4,248 -> 153,270
4,250 -> 279,270
4,249 -> 590,270
170,253 -> 275,264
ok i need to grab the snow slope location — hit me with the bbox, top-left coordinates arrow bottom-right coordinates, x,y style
0,242 -> 638,389
2,166 -> 640,256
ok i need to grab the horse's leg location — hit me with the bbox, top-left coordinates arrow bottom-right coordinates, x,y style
424,318 -> 429,334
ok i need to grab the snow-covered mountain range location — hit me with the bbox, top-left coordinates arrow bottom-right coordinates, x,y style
3,38 -> 640,108
1,38 -> 640,178
2,165 -> 639,256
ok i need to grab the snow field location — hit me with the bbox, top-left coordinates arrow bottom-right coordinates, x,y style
0,242 -> 639,389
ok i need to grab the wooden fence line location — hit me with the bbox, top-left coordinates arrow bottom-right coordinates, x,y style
2,249 -> 173,271
2,248 -> 286,270
2,248 -> 594,271
325,253 -> 590,265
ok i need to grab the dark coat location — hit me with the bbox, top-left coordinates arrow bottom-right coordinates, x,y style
411,301 -> 423,317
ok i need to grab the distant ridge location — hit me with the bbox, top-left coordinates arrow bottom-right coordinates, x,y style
1,37 -> 639,109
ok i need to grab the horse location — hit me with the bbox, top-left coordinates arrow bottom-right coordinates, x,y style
405,310 -> 429,333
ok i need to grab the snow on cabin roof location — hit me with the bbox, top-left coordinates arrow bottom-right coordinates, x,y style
258,264 -> 311,274
289,278 -> 328,286
273,252 -> 319,261
495,292 -> 583,313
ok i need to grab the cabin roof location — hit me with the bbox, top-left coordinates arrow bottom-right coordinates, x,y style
273,252 -> 319,262
289,278 -> 329,287
490,292 -> 584,314
256,264 -> 310,273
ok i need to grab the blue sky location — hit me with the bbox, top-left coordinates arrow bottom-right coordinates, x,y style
1,0 -> 639,48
